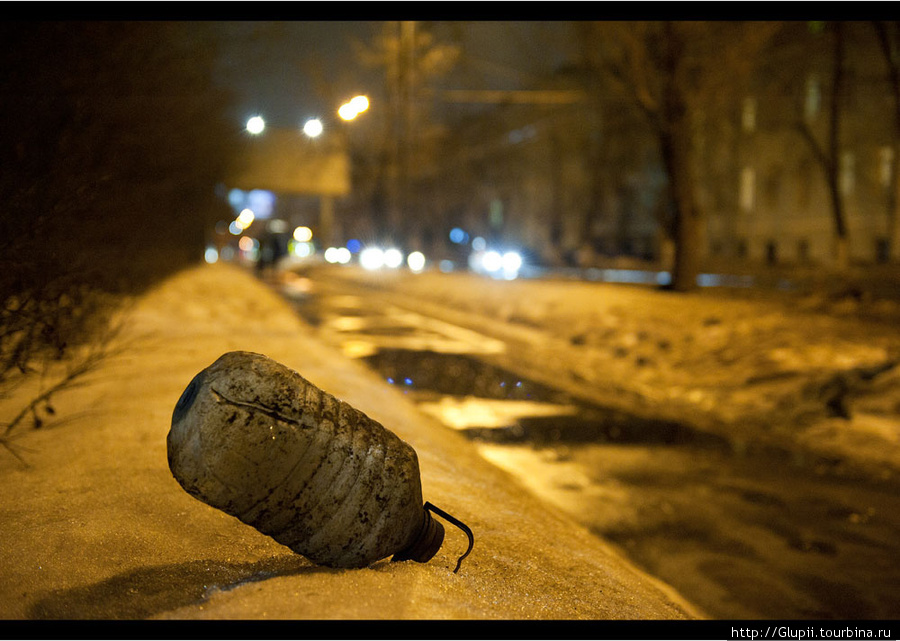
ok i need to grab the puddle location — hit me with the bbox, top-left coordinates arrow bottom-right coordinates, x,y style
364,348 -> 731,450
353,325 -> 421,337
291,297 -> 322,328
364,349 -> 567,401
292,287 -> 741,452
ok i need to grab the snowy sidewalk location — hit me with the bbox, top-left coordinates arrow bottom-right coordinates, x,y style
0,262 -> 700,620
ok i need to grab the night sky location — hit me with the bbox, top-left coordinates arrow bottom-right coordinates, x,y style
210,21 -> 374,129
209,21 -> 578,134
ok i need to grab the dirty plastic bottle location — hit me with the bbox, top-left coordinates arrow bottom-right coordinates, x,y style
168,351 -> 473,571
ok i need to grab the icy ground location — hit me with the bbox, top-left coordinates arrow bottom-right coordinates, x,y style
0,262 -> 701,621
322,264 -> 900,480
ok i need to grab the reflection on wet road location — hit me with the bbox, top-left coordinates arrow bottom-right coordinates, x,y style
284,277 -> 900,619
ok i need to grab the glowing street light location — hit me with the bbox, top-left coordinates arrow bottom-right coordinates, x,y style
337,103 -> 356,121
338,95 -> 370,121
246,115 -> 265,135
383,248 -> 403,269
350,95 -> 369,112
407,251 -> 426,273
236,208 -> 255,230
359,247 -> 385,270
303,118 -> 323,138
293,226 -> 313,242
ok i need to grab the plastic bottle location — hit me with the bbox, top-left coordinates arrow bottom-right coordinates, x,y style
168,351 -> 473,571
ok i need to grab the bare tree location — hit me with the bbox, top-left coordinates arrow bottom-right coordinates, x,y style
793,21 -> 852,269
593,21 -> 776,291
0,22 -> 237,463
351,21 -> 460,246
873,21 -> 900,262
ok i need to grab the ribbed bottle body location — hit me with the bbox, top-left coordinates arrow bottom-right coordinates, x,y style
168,351 -> 426,568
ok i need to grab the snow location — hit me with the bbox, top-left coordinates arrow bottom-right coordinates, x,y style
0,262 -> 701,620
328,265 -> 900,479
297,264 -> 900,619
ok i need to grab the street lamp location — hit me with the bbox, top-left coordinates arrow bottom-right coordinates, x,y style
246,115 -> 265,135
338,95 -> 370,121
293,226 -> 313,242
236,208 -> 255,229
299,95 -> 370,252
303,117 -> 324,138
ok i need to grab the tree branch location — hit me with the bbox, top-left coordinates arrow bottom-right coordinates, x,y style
794,121 -> 832,174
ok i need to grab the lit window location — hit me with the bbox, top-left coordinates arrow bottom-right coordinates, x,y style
742,97 -> 757,132
840,152 -> 855,196
740,167 -> 755,212
879,146 -> 894,188
805,75 -> 821,121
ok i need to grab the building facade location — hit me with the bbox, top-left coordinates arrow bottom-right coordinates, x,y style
414,22 -> 899,271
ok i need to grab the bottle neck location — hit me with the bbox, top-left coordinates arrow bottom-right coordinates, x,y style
391,506 -> 445,563
391,502 -> 475,574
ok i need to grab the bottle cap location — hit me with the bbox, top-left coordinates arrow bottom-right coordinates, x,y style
392,507 -> 445,563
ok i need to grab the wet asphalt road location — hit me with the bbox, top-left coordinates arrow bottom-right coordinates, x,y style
277,272 -> 900,620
